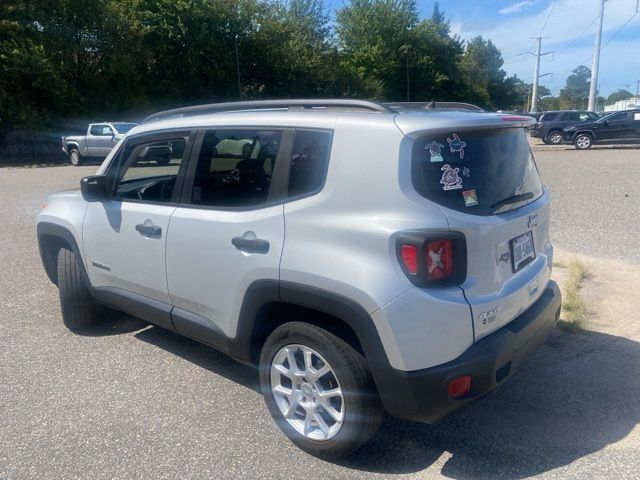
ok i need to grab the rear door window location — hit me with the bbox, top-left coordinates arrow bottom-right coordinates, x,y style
540,112 -> 558,121
412,128 -> 543,216
190,130 -> 282,207
288,130 -> 332,198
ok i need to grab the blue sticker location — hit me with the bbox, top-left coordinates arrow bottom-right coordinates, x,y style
426,140 -> 445,162
447,133 -> 467,159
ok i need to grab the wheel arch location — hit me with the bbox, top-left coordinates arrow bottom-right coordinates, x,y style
37,222 -> 87,287
231,281 -> 390,370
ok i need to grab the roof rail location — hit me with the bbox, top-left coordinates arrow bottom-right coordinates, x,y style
383,101 -> 484,112
142,99 -> 394,123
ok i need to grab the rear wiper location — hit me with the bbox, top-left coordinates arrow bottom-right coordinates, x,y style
490,192 -> 534,213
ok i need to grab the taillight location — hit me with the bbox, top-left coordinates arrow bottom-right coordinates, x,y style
396,232 -> 466,287
425,239 -> 453,281
400,244 -> 418,275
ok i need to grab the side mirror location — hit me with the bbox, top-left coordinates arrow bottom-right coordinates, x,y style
81,175 -> 108,202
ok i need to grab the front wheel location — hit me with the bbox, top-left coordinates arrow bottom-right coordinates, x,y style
259,322 -> 383,459
68,148 -> 82,166
57,247 -> 100,331
574,133 -> 593,150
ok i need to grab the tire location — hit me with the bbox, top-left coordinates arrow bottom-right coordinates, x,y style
259,322 -> 384,459
546,130 -> 563,145
57,247 -> 100,332
574,133 -> 593,150
68,148 -> 82,166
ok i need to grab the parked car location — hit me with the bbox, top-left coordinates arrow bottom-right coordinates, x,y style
62,122 -> 138,165
38,99 -> 561,458
563,109 -> 640,149
530,110 -> 599,144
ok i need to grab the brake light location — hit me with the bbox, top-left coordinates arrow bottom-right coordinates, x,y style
400,244 -> 418,275
425,240 -> 453,281
396,232 -> 466,287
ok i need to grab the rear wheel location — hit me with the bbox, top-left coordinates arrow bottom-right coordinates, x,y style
546,130 -> 563,145
57,247 -> 100,331
259,322 -> 383,459
68,148 -> 82,166
574,133 -> 593,150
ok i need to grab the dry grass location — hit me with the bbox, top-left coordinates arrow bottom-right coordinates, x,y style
558,259 -> 588,332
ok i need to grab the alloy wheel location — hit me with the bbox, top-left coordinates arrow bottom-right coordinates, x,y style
576,135 -> 591,149
270,344 -> 345,441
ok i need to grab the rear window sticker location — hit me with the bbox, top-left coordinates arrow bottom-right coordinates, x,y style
426,140 -> 445,162
462,167 -> 471,178
635,113 -> 640,121
447,133 -> 467,159
440,164 -> 463,191
463,189 -> 478,207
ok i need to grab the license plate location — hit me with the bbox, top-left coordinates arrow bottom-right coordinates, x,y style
510,231 -> 536,272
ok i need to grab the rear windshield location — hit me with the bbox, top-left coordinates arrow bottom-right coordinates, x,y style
411,128 -> 543,216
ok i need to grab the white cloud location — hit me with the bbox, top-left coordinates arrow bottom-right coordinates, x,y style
498,1 -> 538,15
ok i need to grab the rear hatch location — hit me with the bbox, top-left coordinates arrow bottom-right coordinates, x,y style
399,115 -> 552,340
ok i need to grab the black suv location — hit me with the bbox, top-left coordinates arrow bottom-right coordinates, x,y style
563,109 -> 640,149
530,110 -> 599,144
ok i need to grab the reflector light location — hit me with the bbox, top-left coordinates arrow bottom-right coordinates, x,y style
425,240 -> 453,281
400,244 -> 418,275
448,375 -> 471,398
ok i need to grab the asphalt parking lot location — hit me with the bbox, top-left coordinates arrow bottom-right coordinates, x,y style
1,147 -> 639,479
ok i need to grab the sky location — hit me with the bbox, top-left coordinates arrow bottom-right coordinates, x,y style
325,0 -> 640,99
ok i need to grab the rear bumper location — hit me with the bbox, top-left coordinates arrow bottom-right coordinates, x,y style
372,281 -> 562,423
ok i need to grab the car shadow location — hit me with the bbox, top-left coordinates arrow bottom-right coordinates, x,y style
100,312 -> 640,478
333,328 -> 640,478
134,322 -> 260,393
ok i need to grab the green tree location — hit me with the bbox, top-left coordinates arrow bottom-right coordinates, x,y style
336,0 -> 418,99
459,36 -> 508,109
606,89 -> 634,104
559,66 -> 591,110
408,3 -> 465,101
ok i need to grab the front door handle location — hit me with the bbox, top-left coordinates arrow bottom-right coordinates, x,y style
135,223 -> 162,238
232,235 -> 269,254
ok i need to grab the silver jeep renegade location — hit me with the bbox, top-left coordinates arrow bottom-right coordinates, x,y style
37,99 -> 562,458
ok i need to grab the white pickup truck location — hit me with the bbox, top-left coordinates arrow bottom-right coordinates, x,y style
61,122 -> 137,165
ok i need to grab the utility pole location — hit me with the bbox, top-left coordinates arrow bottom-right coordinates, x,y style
588,0 -> 606,111
528,37 -> 552,113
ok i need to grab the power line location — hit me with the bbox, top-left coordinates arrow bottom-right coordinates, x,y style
538,0 -> 558,36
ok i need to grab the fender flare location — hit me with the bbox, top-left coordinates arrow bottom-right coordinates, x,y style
229,279 -> 393,378
37,222 -> 89,287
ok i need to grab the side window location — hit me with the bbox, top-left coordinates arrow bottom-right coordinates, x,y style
541,112 -> 558,121
90,124 -> 108,136
109,134 -> 189,203
191,130 -> 282,207
562,112 -> 580,122
608,112 -> 628,122
288,130 -> 332,198
587,112 -> 599,120
579,113 -> 590,121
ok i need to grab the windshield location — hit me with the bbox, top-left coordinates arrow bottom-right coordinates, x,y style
112,123 -> 138,133
411,128 -> 543,216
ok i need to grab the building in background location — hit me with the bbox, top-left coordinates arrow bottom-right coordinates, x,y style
604,97 -> 639,112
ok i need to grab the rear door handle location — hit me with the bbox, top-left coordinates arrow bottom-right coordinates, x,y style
232,236 -> 270,254
135,223 -> 162,238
